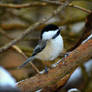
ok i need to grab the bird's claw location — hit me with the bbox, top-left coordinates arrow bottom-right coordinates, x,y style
45,66 -> 49,73
64,52 -> 70,58
39,66 -> 49,74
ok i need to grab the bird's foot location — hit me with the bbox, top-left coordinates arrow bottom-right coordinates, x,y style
39,70 -> 45,74
51,52 -> 71,68
64,52 -> 70,58
44,66 -> 49,73
39,66 -> 49,74
51,59 -> 62,68
61,52 -> 71,65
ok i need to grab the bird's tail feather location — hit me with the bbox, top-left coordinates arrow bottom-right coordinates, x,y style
18,56 -> 34,69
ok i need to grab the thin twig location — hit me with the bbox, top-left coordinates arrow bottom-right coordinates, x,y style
0,1 -> 91,14
0,29 -> 13,40
70,4 -> 92,14
43,0 -> 92,14
0,0 -> 73,53
0,2 -> 57,8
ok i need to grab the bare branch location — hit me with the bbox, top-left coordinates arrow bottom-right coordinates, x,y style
17,40 -> 92,92
43,0 -> 92,14
0,2 -> 55,8
70,4 -> 92,14
0,1 -> 91,14
41,73 -> 71,92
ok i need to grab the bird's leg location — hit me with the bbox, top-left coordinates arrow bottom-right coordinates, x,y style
51,52 -> 71,68
51,59 -> 62,68
39,61 -> 51,74
39,66 -> 49,74
62,52 -> 71,64
44,66 -> 49,73
64,52 -> 70,58
43,61 -> 51,73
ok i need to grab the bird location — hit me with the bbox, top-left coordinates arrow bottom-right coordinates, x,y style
18,24 -> 64,72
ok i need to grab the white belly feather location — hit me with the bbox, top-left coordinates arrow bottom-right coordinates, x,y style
36,35 -> 63,61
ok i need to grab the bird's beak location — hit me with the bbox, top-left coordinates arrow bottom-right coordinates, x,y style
59,27 -> 62,31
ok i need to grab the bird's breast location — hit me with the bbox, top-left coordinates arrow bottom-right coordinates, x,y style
36,35 -> 63,61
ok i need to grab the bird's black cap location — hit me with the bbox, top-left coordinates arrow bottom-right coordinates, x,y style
41,24 -> 59,39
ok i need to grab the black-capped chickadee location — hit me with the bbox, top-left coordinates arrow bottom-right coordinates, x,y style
19,24 -> 64,70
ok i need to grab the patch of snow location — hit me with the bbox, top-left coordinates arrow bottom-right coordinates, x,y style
0,66 -> 16,87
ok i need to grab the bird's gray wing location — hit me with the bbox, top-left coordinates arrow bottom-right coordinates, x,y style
32,40 -> 47,56
18,40 -> 46,69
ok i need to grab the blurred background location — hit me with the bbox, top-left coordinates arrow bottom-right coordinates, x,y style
0,0 -> 92,92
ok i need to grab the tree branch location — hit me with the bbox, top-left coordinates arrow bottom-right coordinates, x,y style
70,4 -> 91,14
43,0 -> 91,14
17,40 -> 92,92
0,2 -> 55,8
41,73 -> 71,92
0,0 -> 73,53
0,1 -> 91,14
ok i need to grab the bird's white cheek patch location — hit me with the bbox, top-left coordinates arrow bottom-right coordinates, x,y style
42,30 -> 58,40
